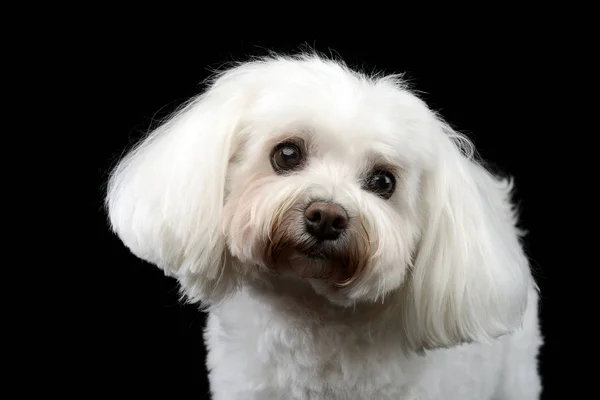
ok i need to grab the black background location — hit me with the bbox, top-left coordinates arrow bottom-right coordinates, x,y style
89,35 -> 574,399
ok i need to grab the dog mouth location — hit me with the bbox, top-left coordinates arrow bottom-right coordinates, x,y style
305,251 -> 332,261
261,213 -> 369,289
263,234 -> 365,289
297,240 -> 338,261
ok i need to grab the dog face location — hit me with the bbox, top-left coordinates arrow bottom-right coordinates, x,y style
107,54 -> 532,350
220,70 -> 433,306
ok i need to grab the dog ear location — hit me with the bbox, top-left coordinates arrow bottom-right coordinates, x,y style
402,119 -> 533,352
106,72 -> 248,304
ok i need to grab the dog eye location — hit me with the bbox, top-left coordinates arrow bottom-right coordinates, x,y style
271,142 -> 304,173
364,170 -> 396,199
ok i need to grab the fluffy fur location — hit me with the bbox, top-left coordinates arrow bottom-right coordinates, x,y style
106,53 -> 542,399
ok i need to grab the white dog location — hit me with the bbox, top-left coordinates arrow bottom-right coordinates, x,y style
106,53 -> 542,399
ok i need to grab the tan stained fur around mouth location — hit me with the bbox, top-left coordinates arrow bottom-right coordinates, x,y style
264,209 -> 371,289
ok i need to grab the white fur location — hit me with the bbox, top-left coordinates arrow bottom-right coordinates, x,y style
107,53 -> 542,399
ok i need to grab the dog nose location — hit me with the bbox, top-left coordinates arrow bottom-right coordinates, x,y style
304,201 -> 348,241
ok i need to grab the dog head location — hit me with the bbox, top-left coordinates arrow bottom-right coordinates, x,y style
106,53 -> 532,351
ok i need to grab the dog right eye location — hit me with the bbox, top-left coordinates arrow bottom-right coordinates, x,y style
271,142 -> 304,173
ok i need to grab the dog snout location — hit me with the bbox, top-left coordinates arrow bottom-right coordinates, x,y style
304,201 -> 348,241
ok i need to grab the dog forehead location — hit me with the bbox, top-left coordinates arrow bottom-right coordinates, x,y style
235,60 -> 435,167
250,75 -> 408,125
249,90 -> 428,167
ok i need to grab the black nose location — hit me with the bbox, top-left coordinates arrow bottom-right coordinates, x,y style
304,201 -> 348,241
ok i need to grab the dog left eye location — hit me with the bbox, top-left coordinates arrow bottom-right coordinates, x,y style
364,170 -> 396,199
271,142 -> 304,173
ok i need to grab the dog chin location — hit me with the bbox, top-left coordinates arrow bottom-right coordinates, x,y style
258,242 -> 356,305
